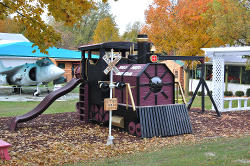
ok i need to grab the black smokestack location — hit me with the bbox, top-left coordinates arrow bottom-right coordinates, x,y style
137,34 -> 150,64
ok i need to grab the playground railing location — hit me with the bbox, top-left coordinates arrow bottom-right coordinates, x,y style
223,97 -> 250,112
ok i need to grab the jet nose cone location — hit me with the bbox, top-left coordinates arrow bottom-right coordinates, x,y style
48,65 -> 65,79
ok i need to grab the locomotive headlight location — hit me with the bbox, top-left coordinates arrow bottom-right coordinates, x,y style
98,82 -> 109,91
116,82 -> 126,89
149,76 -> 163,93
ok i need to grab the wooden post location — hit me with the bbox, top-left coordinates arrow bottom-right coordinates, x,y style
225,65 -> 228,92
195,68 -> 197,79
126,83 -> 136,111
240,66 -> 242,84
178,81 -> 187,104
176,83 -> 179,103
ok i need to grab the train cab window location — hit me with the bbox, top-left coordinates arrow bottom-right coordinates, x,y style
58,63 -> 65,69
88,51 -> 100,65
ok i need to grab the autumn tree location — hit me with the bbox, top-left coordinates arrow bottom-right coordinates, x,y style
93,16 -> 119,43
143,0 -> 226,96
0,0 -> 115,53
121,21 -> 142,42
0,18 -> 24,33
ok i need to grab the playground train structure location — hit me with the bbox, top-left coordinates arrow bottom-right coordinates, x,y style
75,34 -> 193,138
11,34 -> 221,137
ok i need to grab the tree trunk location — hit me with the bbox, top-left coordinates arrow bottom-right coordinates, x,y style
184,68 -> 190,97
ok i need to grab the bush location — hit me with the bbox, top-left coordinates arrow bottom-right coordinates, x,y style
197,91 -> 203,96
246,88 -> 250,97
188,91 -> 193,96
207,91 -> 212,96
235,91 -> 244,97
224,91 -> 233,96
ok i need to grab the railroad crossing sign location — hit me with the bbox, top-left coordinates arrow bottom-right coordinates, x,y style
103,49 -> 121,146
103,53 -> 121,75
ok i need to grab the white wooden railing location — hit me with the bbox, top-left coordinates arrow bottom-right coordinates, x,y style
223,97 -> 250,112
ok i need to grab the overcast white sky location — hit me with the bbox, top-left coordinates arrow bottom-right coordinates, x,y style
41,0 -> 154,35
109,0 -> 153,35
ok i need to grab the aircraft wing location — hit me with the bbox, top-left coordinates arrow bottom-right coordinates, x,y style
0,65 -> 23,75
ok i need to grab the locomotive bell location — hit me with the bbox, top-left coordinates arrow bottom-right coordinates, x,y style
150,44 -> 156,52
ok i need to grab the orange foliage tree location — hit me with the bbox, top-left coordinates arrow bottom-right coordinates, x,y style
143,0 -> 225,95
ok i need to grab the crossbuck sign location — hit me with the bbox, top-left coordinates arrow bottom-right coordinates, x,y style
103,53 -> 121,75
103,50 -> 121,146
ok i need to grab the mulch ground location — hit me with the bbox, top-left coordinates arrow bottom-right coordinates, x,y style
0,109 -> 249,165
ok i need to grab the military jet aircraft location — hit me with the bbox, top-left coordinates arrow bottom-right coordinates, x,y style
0,58 -> 65,96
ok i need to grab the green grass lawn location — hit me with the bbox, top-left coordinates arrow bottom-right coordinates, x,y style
0,99 -> 78,117
84,137 -> 250,166
1,95 -> 249,117
183,96 -> 250,110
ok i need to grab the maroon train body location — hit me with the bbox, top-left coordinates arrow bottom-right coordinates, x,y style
76,35 -> 192,138
114,63 -> 174,106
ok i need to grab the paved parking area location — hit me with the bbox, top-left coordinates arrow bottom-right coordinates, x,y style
0,86 -> 78,101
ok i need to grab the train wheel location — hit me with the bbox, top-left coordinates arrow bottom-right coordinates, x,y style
135,123 -> 141,137
128,122 -> 136,135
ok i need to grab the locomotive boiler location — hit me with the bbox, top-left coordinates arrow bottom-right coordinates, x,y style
76,35 -> 192,138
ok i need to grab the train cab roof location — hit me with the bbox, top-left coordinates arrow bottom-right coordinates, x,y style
78,41 -> 138,52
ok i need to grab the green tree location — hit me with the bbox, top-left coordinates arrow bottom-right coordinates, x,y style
93,16 -> 119,43
206,0 -> 250,46
50,2 -> 113,49
74,2 -> 113,46
0,0 -> 113,53
122,21 -> 142,42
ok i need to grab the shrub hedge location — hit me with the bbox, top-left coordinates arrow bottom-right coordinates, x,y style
189,91 -> 194,96
224,91 -> 233,96
235,91 -> 244,97
197,91 -> 203,96
246,88 -> 250,97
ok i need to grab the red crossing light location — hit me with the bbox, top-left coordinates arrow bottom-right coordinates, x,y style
150,55 -> 158,62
